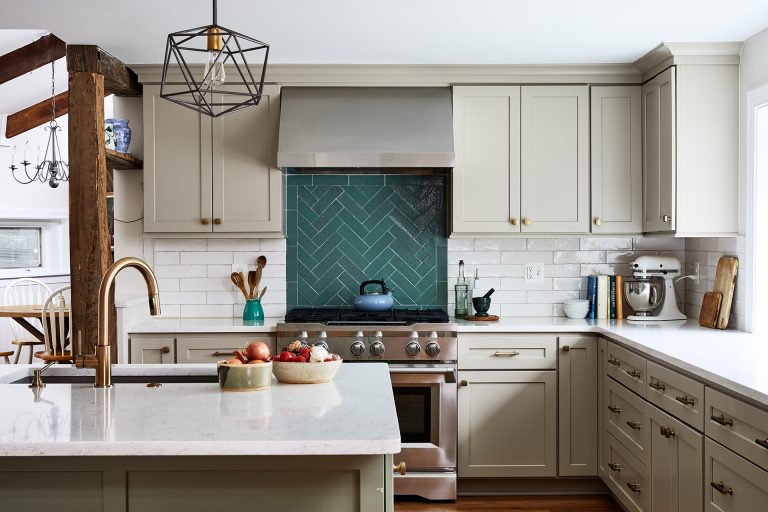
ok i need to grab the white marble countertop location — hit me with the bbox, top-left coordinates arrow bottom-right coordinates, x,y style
128,317 -> 283,333
457,317 -> 768,408
0,363 -> 401,457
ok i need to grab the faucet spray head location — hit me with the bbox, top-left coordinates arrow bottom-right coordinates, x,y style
149,293 -> 161,316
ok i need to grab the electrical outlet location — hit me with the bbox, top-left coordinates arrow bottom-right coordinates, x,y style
526,263 -> 544,281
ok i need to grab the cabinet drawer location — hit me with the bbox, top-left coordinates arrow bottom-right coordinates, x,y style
706,387 -> 768,472
605,432 -> 649,512
646,360 -> 705,431
458,334 -> 557,370
176,335 -> 276,364
605,342 -> 647,398
705,437 -> 768,512
605,375 -> 649,464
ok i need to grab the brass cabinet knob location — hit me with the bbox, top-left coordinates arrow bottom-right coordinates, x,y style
393,462 -> 407,475
594,217 -> 602,226
162,346 -> 171,354
213,218 -> 222,225
562,345 -> 570,352
201,218 -> 210,225
662,214 -> 672,222
510,218 -> 518,225
523,218 -> 531,226
459,380 -> 469,387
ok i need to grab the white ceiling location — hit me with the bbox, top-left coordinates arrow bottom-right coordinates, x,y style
1,0 -> 768,65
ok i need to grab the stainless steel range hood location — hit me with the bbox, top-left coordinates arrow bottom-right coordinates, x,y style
277,87 -> 454,169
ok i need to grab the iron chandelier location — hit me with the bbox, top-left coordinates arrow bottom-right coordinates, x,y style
160,0 -> 270,117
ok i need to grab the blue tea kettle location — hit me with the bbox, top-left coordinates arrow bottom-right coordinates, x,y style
354,280 -> 394,311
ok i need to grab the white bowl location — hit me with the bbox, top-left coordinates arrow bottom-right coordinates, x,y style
564,308 -> 590,319
564,299 -> 590,306
272,359 -> 343,384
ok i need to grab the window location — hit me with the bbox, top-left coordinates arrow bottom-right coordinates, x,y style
0,227 -> 42,268
0,219 -> 68,279
746,85 -> 768,334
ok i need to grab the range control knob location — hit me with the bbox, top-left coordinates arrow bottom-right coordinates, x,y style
314,331 -> 329,350
314,340 -> 329,350
406,341 -> 421,357
350,341 -> 366,358
425,342 -> 441,358
370,341 -> 385,358
299,331 -> 309,341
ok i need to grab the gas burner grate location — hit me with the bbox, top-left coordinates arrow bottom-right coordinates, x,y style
284,307 -> 450,325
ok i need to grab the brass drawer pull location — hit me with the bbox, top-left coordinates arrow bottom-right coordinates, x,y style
711,414 -> 734,427
594,217 -> 602,226
711,481 -> 733,496
212,351 -> 236,356
755,438 -> 768,450
662,214 -> 672,222
213,217 -> 222,225
393,462 -> 407,475
608,405 -> 622,414
201,217 -> 210,225
626,369 -> 642,379
608,357 -> 621,367
510,218 -> 518,225
608,462 -> 622,472
660,426 -> 676,438
523,218 -> 531,226
649,380 -> 666,392
562,345 -> 570,352
627,421 -> 643,431
161,346 -> 171,354
493,351 -> 520,357
627,482 -> 642,493
459,380 -> 469,387
675,395 -> 696,407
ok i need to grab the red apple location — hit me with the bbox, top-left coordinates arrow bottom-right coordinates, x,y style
279,351 -> 295,362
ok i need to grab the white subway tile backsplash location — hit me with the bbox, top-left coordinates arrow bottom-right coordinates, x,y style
447,238 -> 475,251
553,251 -> 605,264
154,239 -> 207,252
181,305 -> 237,318
161,292 -> 207,305
448,251 -> 501,265
261,238 -> 288,251
155,252 -> 180,265
207,265 -> 234,278
179,252 -> 234,265
526,290 -> 580,304
500,251 -> 553,264
544,264 -> 581,277
632,236 -> 685,251
500,303 -> 553,316
207,239 -> 262,251
579,237 -> 633,251
154,265 -> 207,278
156,278 -> 180,292
179,278 -> 232,292
207,291 -> 244,304
526,238 -> 579,251
233,251 -> 287,265
553,277 -> 585,291
474,238 -> 527,251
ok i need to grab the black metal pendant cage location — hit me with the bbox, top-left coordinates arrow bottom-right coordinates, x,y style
160,24 -> 269,118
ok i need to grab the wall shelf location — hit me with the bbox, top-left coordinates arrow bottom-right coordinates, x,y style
105,149 -> 142,171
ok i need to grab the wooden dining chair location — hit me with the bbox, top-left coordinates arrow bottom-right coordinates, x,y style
35,285 -> 73,363
2,278 -> 52,363
1,350 -> 12,364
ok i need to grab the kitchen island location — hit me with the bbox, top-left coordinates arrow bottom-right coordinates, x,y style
0,363 -> 400,512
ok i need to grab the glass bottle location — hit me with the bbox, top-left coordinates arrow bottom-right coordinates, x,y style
454,260 -> 469,319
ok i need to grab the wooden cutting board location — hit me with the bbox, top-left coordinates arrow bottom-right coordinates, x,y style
713,256 -> 739,329
698,291 -> 722,328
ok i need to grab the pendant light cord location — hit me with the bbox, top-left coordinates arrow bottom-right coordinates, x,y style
213,0 -> 217,26
51,61 -> 56,120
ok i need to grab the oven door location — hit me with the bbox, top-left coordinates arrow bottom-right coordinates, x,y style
389,364 -> 457,471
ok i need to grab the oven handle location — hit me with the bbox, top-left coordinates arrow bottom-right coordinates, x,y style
388,366 -> 457,383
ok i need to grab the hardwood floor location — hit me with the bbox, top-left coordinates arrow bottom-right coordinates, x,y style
395,495 -> 623,511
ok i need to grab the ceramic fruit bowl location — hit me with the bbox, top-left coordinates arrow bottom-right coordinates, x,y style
217,360 -> 273,391
272,359 -> 343,384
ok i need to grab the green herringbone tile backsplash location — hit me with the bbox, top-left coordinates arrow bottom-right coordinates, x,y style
286,174 -> 447,309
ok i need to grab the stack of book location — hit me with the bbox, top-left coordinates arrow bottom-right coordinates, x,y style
587,275 -> 625,320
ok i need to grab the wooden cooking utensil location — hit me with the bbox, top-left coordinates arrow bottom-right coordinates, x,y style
247,270 -> 257,299
258,286 -> 268,300
698,291 -> 722,329
712,256 -> 739,329
254,255 -> 267,292
230,272 -> 250,300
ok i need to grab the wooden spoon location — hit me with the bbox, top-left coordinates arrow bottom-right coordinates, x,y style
247,270 -> 257,299
230,272 -> 249,300
258,286 -> 268,300
254,255 -> 267,292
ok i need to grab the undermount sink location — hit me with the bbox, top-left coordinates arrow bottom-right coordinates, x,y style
11,375 -> 217,385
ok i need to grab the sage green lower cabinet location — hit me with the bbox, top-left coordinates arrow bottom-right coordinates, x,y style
558,335 -> 598,476
598,338 -> 608,480
705,438 -> 768,512
0,455 -> 391,512
647,403 -> 703,512
129,333 -> 276,364
129,336 -> 176,364
458,369 -> 557,477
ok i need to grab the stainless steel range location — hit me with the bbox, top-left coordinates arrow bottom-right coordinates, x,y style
277,308 -> 458,501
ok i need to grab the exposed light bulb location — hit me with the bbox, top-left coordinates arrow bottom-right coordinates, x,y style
202,50 -> 226,89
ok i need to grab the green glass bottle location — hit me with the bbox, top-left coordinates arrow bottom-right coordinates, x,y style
454,260 -> 469,319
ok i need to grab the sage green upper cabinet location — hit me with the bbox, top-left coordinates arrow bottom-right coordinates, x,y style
642,68 -> 677,233
591,86 -> 642,234
520,86 -> 589,233
451,85 -> 588,235
639,51 -> 739,236
452,86 -> 521,233
144,85 -> 282,234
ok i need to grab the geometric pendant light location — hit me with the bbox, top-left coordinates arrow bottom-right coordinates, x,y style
160,0 -> 269,117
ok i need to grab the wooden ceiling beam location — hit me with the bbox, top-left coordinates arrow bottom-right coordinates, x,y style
0,34 -> 66,86
66,45 -> 142,96
5,90 -> 69,139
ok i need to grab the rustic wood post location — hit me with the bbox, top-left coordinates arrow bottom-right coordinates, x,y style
67,71 -> 114,359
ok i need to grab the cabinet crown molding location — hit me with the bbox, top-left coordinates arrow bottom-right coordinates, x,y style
634,42 -> 743,81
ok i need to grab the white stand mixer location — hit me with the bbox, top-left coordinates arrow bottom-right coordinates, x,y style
624,256 -> 691,321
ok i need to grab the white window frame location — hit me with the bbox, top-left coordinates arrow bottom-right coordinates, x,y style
0,211 -> 68,279
744,84 -> 768,334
